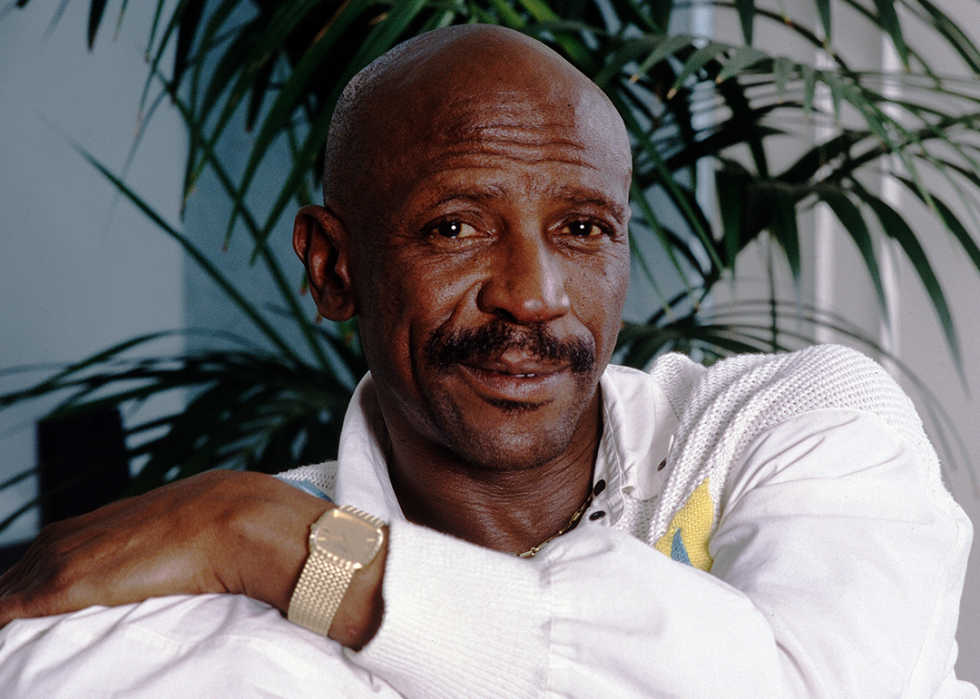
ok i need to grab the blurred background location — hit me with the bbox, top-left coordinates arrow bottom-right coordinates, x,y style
1,0 -> 977,685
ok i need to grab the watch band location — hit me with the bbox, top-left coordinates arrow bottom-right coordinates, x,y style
287,505 -> 386,637
288,550 -> 355,636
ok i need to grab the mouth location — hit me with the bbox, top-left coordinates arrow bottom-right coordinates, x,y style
425,319 -> 597,408
457,360 -> 568,405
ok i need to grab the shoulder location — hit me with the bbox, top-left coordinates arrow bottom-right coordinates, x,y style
646,345 -> 945,538
653,344 -> 915,429
608,344 -> 926,466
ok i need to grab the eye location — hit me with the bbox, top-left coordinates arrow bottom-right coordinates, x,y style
564,220 -> 606,238
429,220 -> 479,239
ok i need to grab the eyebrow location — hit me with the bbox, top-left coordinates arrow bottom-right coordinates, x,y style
431,185 -> 507,209
544,184 -> 629,224
430,184 -> 629,225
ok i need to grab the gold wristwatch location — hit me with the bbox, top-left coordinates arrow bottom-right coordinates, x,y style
287,505 -> 386,636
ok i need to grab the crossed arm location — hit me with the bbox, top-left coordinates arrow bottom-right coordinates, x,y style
0,470 -> 386,649
0,412 -> 973,698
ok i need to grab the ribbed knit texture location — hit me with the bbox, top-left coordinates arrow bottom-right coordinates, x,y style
646,344 -> 945,544
355,521 -> 550,699
282,345 -> 946,564
279,462 -> 336,498
271,345 -> 967,699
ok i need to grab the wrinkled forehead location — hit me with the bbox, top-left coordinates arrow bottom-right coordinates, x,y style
324,26 -> 631,216
395,85 -> 628,173
392,34 -> 626,154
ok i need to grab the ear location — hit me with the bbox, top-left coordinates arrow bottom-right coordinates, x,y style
292,204 -> 357,321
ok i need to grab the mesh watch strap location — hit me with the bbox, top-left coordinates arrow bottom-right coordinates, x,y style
287,505 -> 386,637
288,552 -> 354,636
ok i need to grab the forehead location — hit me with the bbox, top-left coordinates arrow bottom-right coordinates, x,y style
427,89 -> 623,157
328,27 -> 633,229
378,87 -> 631,214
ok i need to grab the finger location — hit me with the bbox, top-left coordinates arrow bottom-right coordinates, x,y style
0,537 -> 47,597
0,560 -> 69,629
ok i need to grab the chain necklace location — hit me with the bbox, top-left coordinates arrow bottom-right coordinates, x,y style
517,483 -> 599,558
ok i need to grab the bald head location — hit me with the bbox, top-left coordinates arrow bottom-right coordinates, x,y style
322,25 -> 631,224
292,24 -> 634,473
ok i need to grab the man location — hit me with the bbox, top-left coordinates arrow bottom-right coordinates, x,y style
0,24 -> 975,698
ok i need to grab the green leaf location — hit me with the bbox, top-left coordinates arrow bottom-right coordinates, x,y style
815,0 -> 832,48
115,0 -> 131,37
224,0 -> 382,248
773,56 -> 793,101
667,42 -> 730,100
894,176 -> 980,277
871,0 -> 909,66
86,0 -> 108,48
611,93 -> 724,273
733,0 -> 755,45
801,63 -> 816,114
0,468 -> 35,493
913,0 -> 980,73
858,189 -> 962,373
1,332 -> 175,407
185,0 -> 344,203
71,144 -> 302,363
626,34 -> 695,85
169,90 -> 331,370
932,195 -> 980,273
170,0 -> 206,96
629,180 -> 696,301
817,188 -> 888,315
715,166 -> 746,269
140,0 -> 198,109
715,47 -> 769,83
769,184 -> 801,284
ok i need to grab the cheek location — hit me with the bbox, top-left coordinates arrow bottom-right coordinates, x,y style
568,251 -> 630,351
357,255 -> 483,371
401,250 -> 490,322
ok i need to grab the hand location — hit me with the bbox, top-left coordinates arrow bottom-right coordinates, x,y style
0,471 -> 329,629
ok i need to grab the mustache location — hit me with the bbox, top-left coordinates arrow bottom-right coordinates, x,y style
426,320 -> 596,374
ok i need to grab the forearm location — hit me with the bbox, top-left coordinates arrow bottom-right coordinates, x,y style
357,519 -> 783,699
0,469 -> 387,650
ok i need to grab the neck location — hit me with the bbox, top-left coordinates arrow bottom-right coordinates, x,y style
385,395 -> 602,555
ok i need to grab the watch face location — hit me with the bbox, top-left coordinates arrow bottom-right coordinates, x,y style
312,508 -> 384,567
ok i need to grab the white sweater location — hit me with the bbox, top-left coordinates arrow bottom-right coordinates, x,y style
281,344 -> 975,698
0,345 -> 974,698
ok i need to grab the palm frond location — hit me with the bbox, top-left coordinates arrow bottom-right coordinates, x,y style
8,0 -> 980,533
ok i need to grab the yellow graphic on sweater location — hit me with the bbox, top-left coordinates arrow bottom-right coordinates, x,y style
654,478 -> 714,571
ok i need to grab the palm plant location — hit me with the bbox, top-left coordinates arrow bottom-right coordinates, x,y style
4,0 -> 980,530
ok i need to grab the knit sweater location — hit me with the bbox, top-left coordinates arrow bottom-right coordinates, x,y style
276,344 -> 975,698
284,345 -> 950,571
0,346 -> 972,698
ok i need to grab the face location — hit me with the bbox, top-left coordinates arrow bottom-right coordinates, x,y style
301,32 -> 633,473
344,85 -> 631,473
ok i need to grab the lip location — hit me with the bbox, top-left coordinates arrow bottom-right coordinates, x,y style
456,360 -> 569,404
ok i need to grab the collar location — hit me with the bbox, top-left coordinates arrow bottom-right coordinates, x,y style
333,366 -> 678,527
590,365 -> 678,525
333,375 -> 405,522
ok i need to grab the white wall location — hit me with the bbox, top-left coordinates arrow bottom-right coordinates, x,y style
0,2 -> 185,542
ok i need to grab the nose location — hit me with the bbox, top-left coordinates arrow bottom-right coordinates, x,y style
477,233 -> 571,325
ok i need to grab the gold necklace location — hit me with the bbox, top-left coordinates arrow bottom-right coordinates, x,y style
517,486 -> 596,558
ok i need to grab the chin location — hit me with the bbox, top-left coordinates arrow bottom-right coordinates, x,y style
434,404 -> 584,472
415,368 -> 602,471
453,435 -> 574,472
